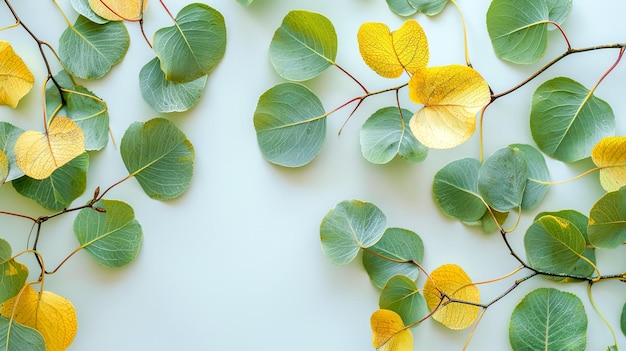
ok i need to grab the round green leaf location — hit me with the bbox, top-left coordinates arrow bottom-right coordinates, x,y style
360,107 -> 428,164
0,122 -> 25,182
120,118 -> 195,200
408,0 -> 448,15
524,215 -> 588,276
362,228 -> 424,288
0,239 -> 28,304
530,77 -> 615,162
487,0 -> 573,64
320,200 -> 386,265
509,288 -> 587,351
379,275 -> 428,326
386,0 -> 417,16
478,146 -> 528,212
70,0 -> 108,24
74,199 -> 142,267
12,153 -> 88,211
59,16 -> 129,79
510,144 -> 550,210
588,186 -> 626,249
139,57 -> 208,113
0,317 -> 45,351
254,83 -> 326,167
433,158 -> 486,222
153,4 -> 226,83
269,10 -> 337,81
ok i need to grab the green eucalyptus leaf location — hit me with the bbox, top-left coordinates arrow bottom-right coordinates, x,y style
524,215 -> 589,276
362,228 -> 424,288
408,0 -> 448,15
320,200 -> 386,265
478,146 -> 528,212
509,288 -> 586,351
510,144 -> 550,210
237,0 -> 254,5
74,200 -> 142,267
0,239 -> 28,304
70,0 -> 108,24
386,0 -> 417,16
12,153 -> 89,211
433,158 -> 486,223
153,4 -> 226,83
0,317 -> 45,351
269,10 -> 337,81
464,208 -> 509,234
379,275 -> 428,326
530,77 -> 615,162
588,186 -> 626,249
0,122 -> 24,182
487,0 -> 573,64
139,57 -> 208,113
254,83 -> 326,167
621,302 -> 626,337
59,16 -> 129,79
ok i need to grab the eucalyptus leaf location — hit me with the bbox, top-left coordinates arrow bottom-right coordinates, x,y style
588,186 -> 626,249
0,317 -> 45,351
59,16 -> 129,79
237,0 -> 254,5
530,77 -> 615,162
360,107 -> 428,164
478,146 -> 528,212
362,228 -> 424,288
408,0 -> 448,15
510,144 -> 550,210
139,57 -> 208,113
379,275 -> 428,326
269,10 -> 337,81
621,302 -> 626,337
433,158 -> 486,222
12,153 -> 89,211
0,122 -> 24,182
0,238 -> 28,304
386,0 -> 417,16
509,288 -> 587,351
74,200 -> 142,267
254,83 -> 326,167
320,200 -> 386,265
70,0 -> 108,24
465,208 -> 508,234
153,3 -> 226,83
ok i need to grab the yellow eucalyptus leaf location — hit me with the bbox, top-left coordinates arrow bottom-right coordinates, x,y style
0,285 -> 77,351
423,263 -> 480,330
14,116 -> 85,180
408,65 -> 491,149
88,0 -> 148,21
0,41 -> 35,108
591,136 -> 626,192
0,149 -> 7,184
358,20 -> 429,79
370,309 -> 413,351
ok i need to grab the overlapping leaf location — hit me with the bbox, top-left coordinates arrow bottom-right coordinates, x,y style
0,41 -> 34,108
358,20 -> 428,78
379,275 -> 428,326
88,0 -> 147,21
591,136 -> 626,192
478,146 -> 528,212
0,316 -> 45,351
511,144 -> 550,210
0,239 -> 28,304
588,186 -> 626,249
385,0 -> 448,16
0,122 -> 24,182
433,158 -> 486,223
370,309 -> 413,351
71,0 -> 108,24
408,65 -> 491,149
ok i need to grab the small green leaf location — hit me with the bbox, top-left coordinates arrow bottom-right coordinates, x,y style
74,200 -> 142,267
478,146 -> 528,212
70,0 -> 108,24
464,208 -> 509,234
320,200 -> 386,265
0,317 -> 45,351
59,16 -> 129,79
153,4 -> 226,83
269,10 -> 337,81
0,122 -> 25,182
385,0 -> 417,16
509,288 -> 587,351
360,107 -> 427,164
588,186 -> 626,249
0,239 -> 28,304
408,0 -> 448,15
12,153 -> 89,211
530,77 -> 615,162
362,228 -> 424,288
433,158 -> 486,222
510,144 -> 550,210
379,275 -> 428,326
621,302 -> 626,337
139,57 -> 208,113
120,118 -> 195,200
254,83 -> 326,167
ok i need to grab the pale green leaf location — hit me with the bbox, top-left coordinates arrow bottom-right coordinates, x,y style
0,317 -> 45,351
386,0 -> 417,16
588,186 -> 626,249
433,158 -> 486,222
379,275 -> 428,326
0,122 -> 25,182
70,0 -> 108,24
408,0 -> 448,15
621,302 -> 626,337
478,146 -> 528,212
510,144 -> 550,210
237,0 -> 254,5
0,239 -> 28,304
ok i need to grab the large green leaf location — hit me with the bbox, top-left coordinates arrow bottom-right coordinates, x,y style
12,153 -> 88,211
408,0 -> 448,15
524,215 -> 588,276
0,317 -> 45,351
510,144 -> 550,210
320,200 -> 386,265
0,239 -> 28,304
139,57 -> 208,113
59,16 -> 129,79
74,200 -> 142,267
120,118 -> 195,200
153,4 -> 226,83
379,275 -> 428,326
0,122 -> 24,182
433,158 -> 486,222
360,107 -> 427,164
509,288 -> 587,351
588,186 -> 626,249
70,0 -> 108,24
254,83 -> 326,167
362,228 -> 424,288
486,0 -> 573,64
269,10 -> 337,81
478,146 -> 528,212
530,77 -> 615,162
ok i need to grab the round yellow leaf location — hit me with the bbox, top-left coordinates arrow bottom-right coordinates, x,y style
423,263 -> 480,330
0,41 -> 35,108
0,286 -> 77,351
591,136 -> 626,192
88,0 -> 148,21
370,309 -> 413,351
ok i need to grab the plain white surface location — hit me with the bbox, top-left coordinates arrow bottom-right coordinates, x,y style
1,0 -> 625,350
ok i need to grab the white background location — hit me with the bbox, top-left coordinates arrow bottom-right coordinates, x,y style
1,0 -> 625,350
